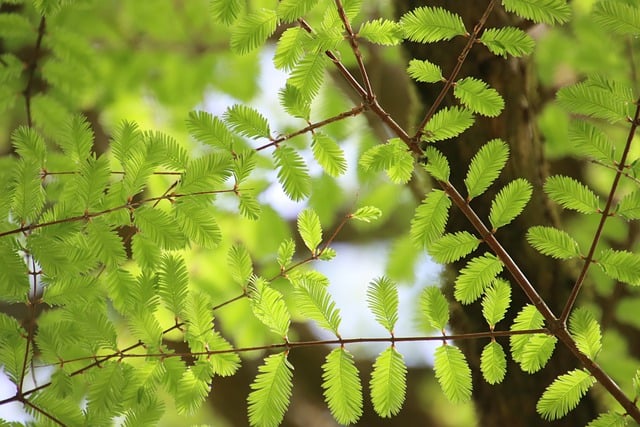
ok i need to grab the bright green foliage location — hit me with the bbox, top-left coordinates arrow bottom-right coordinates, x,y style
322,347 -> 363,425
360,138 -> 415,184
311,132 -> 347,177
407,59 -> 443,83
510,305 -> 556,373
186,110 -> 234,150
400,6 -> 466,43
454,77 -> 504,117
617,191 -> 640,220
587,411 -> 628,427
597,248 -> 640,286
248,352 -> 294,427
230,8 -> 278,55
370,347 -> 407,417
274,28 -> 309,70
482,279 -> 511,328
420,286 -> 450,331
489,178 -> 532,230
288,53 -> 328,101
297,208 -> 323,254
537,369 -> 596,420
593,1 -> 640,36
464,138 -> 509,200
422,106 -> 475,142
526,226 -> 581,260
502,0 -> 571,24
454,253 -> 504,304
422,146 -> 450,182
427,231 -> 480,264
279,84 -> 311,120
224,104 -> 271,139
557,77 -> 633,123
366,276 -> 399,333
175,366 -> 212,415
273,145 -> 311,201
481,341 -> 507,384
248,277 -> 291,338
569,307 -> 602,360
351,205 -> 382,223
158,254 -> 190,318
277,0 -> 317,23
358,19 -> 403,46
410,190 -> 451,249
291,272 -> 342,337
568,121 -> 615,163
434,345 -> 472,404
277,238 -> 296,270
544,175 -> 601,214
479,27 -> 535,58
228,244 -> 253,287
210,0 -> 244,25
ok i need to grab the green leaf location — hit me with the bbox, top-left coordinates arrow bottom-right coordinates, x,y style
174,200 -> 222,249
288,53 -> 327,101
322,347 -> 363,425
537,369 -> 595,420
489,178 -> 532,230
55,114 -> 94,164
278,83 -> 310,120
568,121 -> 614,163
557,80 -> 631,123
587,411 -> 628,427
186,110 -> 234,150
274,27 -> 309,71
479,27 -> 535,57
407,59 -> 443,83
230,8 -> 278,55
351,206 -> 382,223
410,190 -> 451,249
454,253 -> 504,304
480,341 -> 507,384
544,175 -> 601,214
158,254 -> 190,318
210,0 -> 244,25
358,19 -> 403,46
502,0 -> 571,24
291,273 -> 342,336
454,77 -> 504,117
617,190 -> 640,220
420,286 -> 449,331
248,353 -> 294,427
422,146 -> 450,182
422,106 -> 475,142
11,126 -> 46,166
510,305 -> 552,371
518,334 -> 557,373
0,240 -> 29,301
569,307 -> 602,360
434,345 -> 472,404
427,231 -> 480,264
366,276 -> 399,333
277,238 -> 296,270
359,138 -> 414,184
228,244 -> 253,287
400,6 -> 466,43
239,191 -> 262,220
526,226 -> 581,260
11,159 -> 45,224
276,0 -> 316,23
593,1 -> 640,36
482,279 -> 511,328
598,248 -> 640,286
224,104 -> 271,139
273,145 -> 311,201
248,277 -> 291,338
311,133 -> 347,177
297,208 -> 323,253
370,347 -> 407,417
464,139 -> 509,200
133,205 -> 186,250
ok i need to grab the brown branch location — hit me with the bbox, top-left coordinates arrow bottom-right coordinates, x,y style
23,17 -> 46,128
22,399 -> 66,426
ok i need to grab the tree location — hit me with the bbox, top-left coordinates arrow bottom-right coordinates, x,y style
0,0 -> 639,426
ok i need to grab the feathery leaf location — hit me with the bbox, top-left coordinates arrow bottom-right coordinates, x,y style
420,286 -> 449,331
351,206 -> 382,223
569,307 -> 602,360
400,6 -> 466,43
427,231 -> 480,264
482,279 -> 511,328
465,139 -> 509,200
230,8 -> 278,55
423,106 -> 475,142
502,0 -> 571,24
410,189 -> 451,249
367,276 -> 399,333
481,341 -> 507,384
291,273 -> 341,336
248,353 -> 294,427
248,276 -> 291,338
407,59 -> 443,83
480,26 -> 535,57
311,132 -> 347,177
537,369 -> 595,420
224,104 -> 271,139
434,345 -> 472,404
526,226 -> 581,260
322,348 -> 363,425
593,1 -> 640,36
597,248 -> 640,286
454,77 -> 504,117
297,208 -> 323,254
454,253 -> 504,304
489,178 -> 532,230
422,146 -> 450,182
274,145 -> 311,201
370,347 -> 407,417
544,175 -> 601,214
358,19 -> 403,46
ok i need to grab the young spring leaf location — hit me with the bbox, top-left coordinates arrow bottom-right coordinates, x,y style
526,226 -> 581,260
400,6 -> 466,43
557,80 -> 631,123
273,145 -> 311,201
210,0 -> 244,25
288,52 -> 328,101
544,175 -> 601,214
351,206 -> 382,223
291,273 -> 341,337
422,146 -> 450,182
518,334 -> 557,373
407,59 -> 443,83
434,345 -> 472,404
297,208 -> 323,254
480,341 -> 507,384
158,254 -> 190,318
482,279 -> 511,328
273,27 -> 308,71
186,110 -> 234,150
427,231 -> 480,264
174,200 -> 222,249
358,18 -> 403,46
228,244 -> 253,287
479,27 -> 535,58
586,411 -> 628,427
238,191 -> 262,220
569,307 -> 602,360
422,106 -> 475,142
277,238 -> 295,270
464,138 -> 509,200
278,84 -> 311,120
593,1 -> 640,36
597,248 -> 640,286
537,369 -> 595,421
454,253 -> 504,304
359,138 -> 414,184
616,190 -> 640,220
248,277 -> 291,338
11,126 -> 46,166
311,132 -> 347,177
230,8 -> 278,55
502,0 -> 571,24
224,104 -> 271,139
366,276 -> 399,333
276,0 -> 316,23
568,121 -> 614,163
410,190 -> 451,249
248,352 -> 294,427
454,77 -> 504,117
489,178 -> 532,230
370,347 -> 407,417
420,286 -> 449,331
510,305 -> 552,372
322,347 -> 363,425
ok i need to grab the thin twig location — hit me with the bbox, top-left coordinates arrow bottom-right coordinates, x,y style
23,17 -> 46,128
